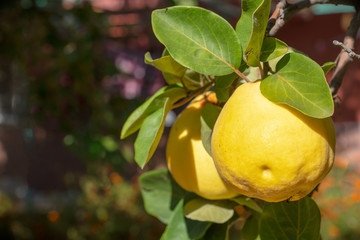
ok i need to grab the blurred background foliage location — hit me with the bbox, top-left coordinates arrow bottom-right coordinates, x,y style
0,0 -> 177,239
0,0 -> 359,239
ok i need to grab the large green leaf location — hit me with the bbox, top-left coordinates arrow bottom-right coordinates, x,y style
259,197 -> 321,240
152,6 -> 242,76
260,52 -> 334,118
161,199 -> 211,240
121,85 -> 186,139
200,103 -> 222,156
236,0 -> 271,67
184,198 -> 235,224
139,169 -> 188,224
260,37 -> 288,62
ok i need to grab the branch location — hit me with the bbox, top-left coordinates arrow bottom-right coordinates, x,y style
333,40 -> 360,59
267,0 -> 360,37
330,10 -> 360,96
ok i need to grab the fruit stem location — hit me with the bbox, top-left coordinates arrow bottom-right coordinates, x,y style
263,62 -> 270,77
258,62 -> 265,79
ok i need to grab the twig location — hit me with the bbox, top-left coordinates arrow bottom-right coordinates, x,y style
267,0 -> 360,37
333,40 -> 360,59
170,81 -> 213,109
330,10 -> 360,96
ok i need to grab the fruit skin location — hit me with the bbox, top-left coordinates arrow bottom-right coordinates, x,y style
211,81 -> 336,202
166,93 -> 240,200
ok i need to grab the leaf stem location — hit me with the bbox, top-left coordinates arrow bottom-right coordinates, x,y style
234,69 -> 250,82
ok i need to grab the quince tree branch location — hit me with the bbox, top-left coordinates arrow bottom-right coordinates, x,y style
333,40 -> 360,59
267,0 -> 359,36
330,10 -> 360,96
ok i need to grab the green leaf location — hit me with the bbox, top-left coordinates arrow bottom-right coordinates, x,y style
139,169 -> 188,224
214,72 -> 239,88
214,72 -> 239,102
231,196 -> 263,213
242,215 -> 260,240
163,72 -> 182,86
121,86 -> 169,139
131,87 -> 186,168
236,0 -> 271,67
260,52 -> 334,118
186,219 -> 212,240
161,199 -> 211,240
213,87 -> 229,103
152,6 -> 242,76
133,98 -> 170,168
259,197 -> 321,240
201,223 -> 229,240
184,198 -> 235,224
200,103 -> 222,156
260,37 -> 288,62
121,85 -> 186,139
145,52 -> 187,78
321,62 -> 335,74
214,72 -> 238,87
161,49 -> 184,85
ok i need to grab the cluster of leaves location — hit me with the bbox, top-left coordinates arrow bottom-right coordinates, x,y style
140,169 -> 322,240
121,0 -> 336,239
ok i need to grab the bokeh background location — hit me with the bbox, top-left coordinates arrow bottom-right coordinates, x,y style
0,0 -> 359,239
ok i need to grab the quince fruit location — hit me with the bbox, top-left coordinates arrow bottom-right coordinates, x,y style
166,93 -> 240,200
211,81 -> 335,202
